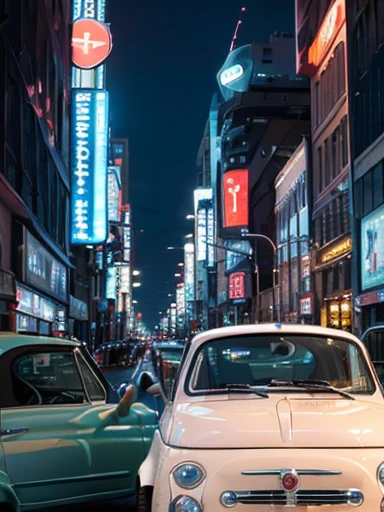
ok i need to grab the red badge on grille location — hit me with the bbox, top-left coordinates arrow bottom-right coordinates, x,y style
281,470 -> 300,492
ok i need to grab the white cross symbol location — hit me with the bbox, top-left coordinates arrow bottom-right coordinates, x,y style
72,32 -> 107,55
227,178 -> 241,213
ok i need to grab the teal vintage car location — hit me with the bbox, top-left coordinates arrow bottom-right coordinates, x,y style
0,332 -> 158,511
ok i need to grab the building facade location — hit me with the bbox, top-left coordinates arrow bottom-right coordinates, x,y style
296,0 -> 353,331
0,0 -> 72,335
216,34 -> 310,324
275,137 -> 312,323
348,0 -> 384,335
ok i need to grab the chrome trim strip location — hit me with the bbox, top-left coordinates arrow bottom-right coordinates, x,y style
241,469 -> 342,476
228,489 -> 363,507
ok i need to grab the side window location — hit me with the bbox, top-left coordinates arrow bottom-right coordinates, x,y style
170,343 -> 191,400
11,351 -> 87,407
76,353 -> 106,402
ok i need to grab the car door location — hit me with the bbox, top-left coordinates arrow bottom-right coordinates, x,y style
0,344 -> 144,506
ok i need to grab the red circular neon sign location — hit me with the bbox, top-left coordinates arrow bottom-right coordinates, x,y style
72,18 -> 112,69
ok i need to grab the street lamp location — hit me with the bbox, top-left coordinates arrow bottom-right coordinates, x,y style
174,273 -> 182,278
184,234 -> 194,239
177,262 -> 184,267
132,270 -> 141,276
241,232 -> 280,322
186,214 -> 195,220
132,282 -> 142,288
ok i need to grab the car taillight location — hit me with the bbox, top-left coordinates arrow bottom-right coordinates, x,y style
95,355 -> 102,364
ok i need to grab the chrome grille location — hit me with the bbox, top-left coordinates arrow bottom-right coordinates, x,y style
228,489 -> 364,506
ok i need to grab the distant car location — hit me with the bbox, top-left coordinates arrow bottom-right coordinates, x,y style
138,323 -> 384,511
94,339 -> 145,389
0,332 -> 158,511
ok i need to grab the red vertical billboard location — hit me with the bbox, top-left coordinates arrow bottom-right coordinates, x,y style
229,272 -> 246,300
222,169 -> 249,232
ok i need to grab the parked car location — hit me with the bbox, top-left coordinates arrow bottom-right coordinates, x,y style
0,332 -> 158,511
137,323 -> 384,511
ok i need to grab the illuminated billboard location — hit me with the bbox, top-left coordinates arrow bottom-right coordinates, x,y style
217,44 -> 253,100
71,90 -> 109,245
176,283 -> 185,328
73,0 -> 105,21
295,0 -> 336,75
361,205 -> 384,291
194,188 -> 213,263
225,240 -> 252,273
184,243 -> 195,302
170,303 -> 177,332
222,169 -> 249,231
72,18 -> 112,69
106,267 -> 116,300
207,207 -> 215,267
228,272 -> 251,304
107,167 -> 121,222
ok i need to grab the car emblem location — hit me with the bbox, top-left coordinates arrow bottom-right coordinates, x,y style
280,469 -> 300,492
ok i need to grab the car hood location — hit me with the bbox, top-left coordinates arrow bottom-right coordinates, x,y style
165,395 -> 384,449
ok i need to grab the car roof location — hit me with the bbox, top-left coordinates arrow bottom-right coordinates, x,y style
190,323 -> 364,349
0,332 -> 80,355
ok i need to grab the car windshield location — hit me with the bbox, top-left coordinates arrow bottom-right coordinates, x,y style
187,334 -> 376,395
159,348 -> 183,362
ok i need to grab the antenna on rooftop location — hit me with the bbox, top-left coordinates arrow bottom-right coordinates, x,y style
229,6 -> 246,53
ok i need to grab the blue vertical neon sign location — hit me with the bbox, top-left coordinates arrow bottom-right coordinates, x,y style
71,89 -> 109,244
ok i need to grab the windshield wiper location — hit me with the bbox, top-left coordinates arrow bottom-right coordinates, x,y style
224,384 -> 269,398
267,379 -> 355,400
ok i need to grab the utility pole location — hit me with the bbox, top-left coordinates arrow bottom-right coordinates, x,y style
241,233 -> 281,322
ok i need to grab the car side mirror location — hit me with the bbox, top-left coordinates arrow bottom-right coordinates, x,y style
116,384 -> 137,418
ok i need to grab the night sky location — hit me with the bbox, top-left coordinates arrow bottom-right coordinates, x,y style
107,0 -> 295,330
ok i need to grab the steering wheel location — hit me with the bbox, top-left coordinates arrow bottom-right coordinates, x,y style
49,391 -> 81,404
17,376 -> 43,405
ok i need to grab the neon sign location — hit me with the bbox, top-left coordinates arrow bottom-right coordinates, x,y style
220,64 -> 244,86
222,169 -> 249,228
71,90 -> 109,244
72,18 -> 112,69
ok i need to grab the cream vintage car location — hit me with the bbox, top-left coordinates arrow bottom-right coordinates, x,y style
137,323 -> 384,511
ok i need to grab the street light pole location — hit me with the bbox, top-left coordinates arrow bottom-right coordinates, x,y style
241,233 -> 280,323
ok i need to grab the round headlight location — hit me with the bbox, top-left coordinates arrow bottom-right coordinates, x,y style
378,463 -> 384,486
221,490 -> 238,507
173,463 -> 205,489
169,495 -> 202,512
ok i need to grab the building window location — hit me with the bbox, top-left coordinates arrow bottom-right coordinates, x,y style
373,162 -> 383,209
317,145 -> 323,194
363,171 -> 373,217
314,42 -> 346,129
340,115 -> 348,168
324,138 -> 330,188
262,47 -> 273,64
331,128 -> 338,181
